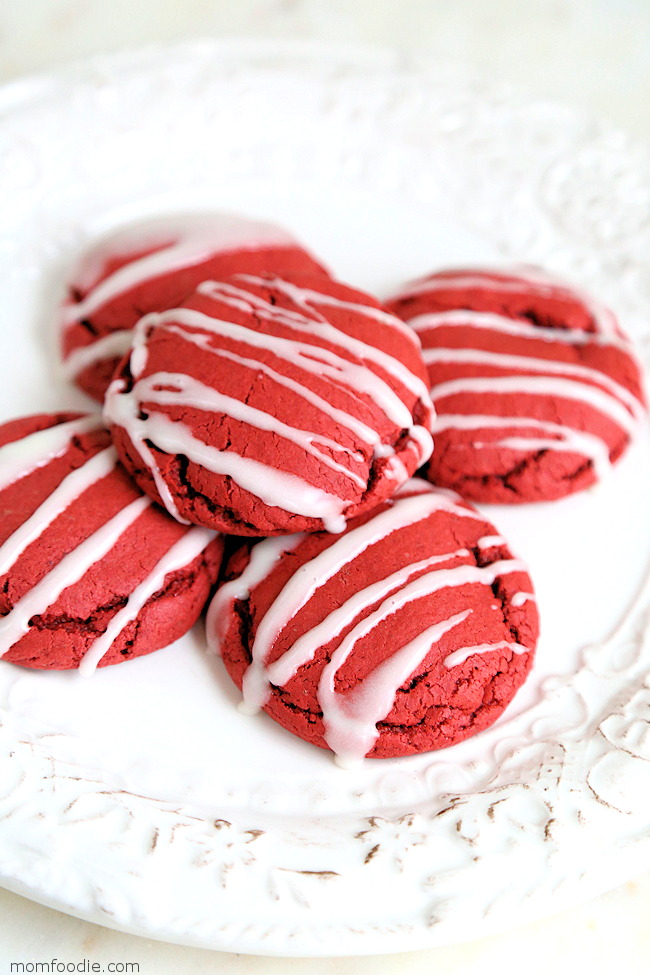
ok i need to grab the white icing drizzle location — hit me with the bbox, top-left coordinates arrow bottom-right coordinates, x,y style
104,378 -> 188,523
243,555 -> 525,714
156,306 -> 411,427
105,379 -> 349,533
477,534 -> 503,549
264,548 -> 470,690
0,496 -> 150,658
322,610 -> 472,765
0,415 -> 103,494
127,311 -> 157,379
167,313 -> 434,467
164,324 -> 382,449
410,309 -> 628,350
105,275 -> 433,531
255,274 -> 423,351
396,269 -> 645,480
396,477 -> 437,496
474,435 -> 612,474
240,490 -> 484,709
62,213 -> 297,328
78,525 -> 215,676
0,424 -> 219,669
213,484 -> 534,762
199,279 -> 432,411
512,591 -> 536,608
0,447 -> 117,576
129,371 -> 368,489
430,375 -> 638,436
397,267 -> 620,338
444,639 -> 530,669
206,535 -> 305,655
384,453 -> 410,482
423,346 -> 644,420
373,443 -> 396,459
431,413 -> 612,481
61,330 -> 134,378
407,423 -> 435,463
401,267 -> 566,297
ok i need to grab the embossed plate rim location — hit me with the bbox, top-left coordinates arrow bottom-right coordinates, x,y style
0,39 -> 649,956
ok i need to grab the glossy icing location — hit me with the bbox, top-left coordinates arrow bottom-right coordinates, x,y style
400,266 -> 621,338
0,419 -> 216,669
396,270 -> 646,490
105,275 -> 434,532
62,213 -> 296,328
210,485 -> 535,763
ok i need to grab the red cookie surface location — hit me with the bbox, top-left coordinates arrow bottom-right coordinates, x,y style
207,479 -> 538,761
0,412 -> 223,670
105,272 -> 435,535
387,266 -> 647,503
60,213 -> 329,401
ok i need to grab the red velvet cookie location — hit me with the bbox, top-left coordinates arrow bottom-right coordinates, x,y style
387,266 -> 647,503
207,479 -> 538,762
105,272 -> 435,536
60,213 -> 329,401
0,412 -> 223,671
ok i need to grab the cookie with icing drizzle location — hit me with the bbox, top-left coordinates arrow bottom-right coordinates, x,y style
60,213 -> 329,402
387,266 -> 647,503
0,412 -> 223,671
207,479 -> 538,763
105,272 -> 435,535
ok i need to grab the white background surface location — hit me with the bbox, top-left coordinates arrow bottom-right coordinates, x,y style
0,1 -> 649,973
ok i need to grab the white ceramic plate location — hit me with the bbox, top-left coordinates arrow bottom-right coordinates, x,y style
0,41 -> 649,956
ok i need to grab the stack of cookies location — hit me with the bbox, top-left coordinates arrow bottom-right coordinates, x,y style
0,213 -> 645,764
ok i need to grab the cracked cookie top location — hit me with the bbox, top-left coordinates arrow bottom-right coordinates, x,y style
207,479 -> 538,762
104,272 -> 435,535
387,265 -> 647,503
0,412 -> 223,670
60,212 -> 329,402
